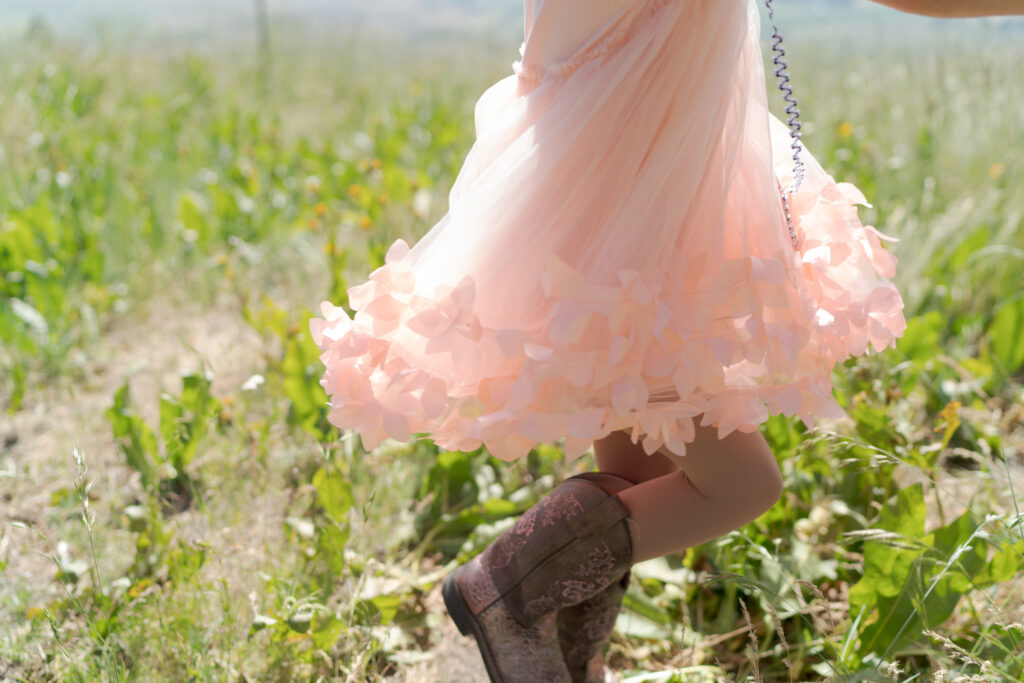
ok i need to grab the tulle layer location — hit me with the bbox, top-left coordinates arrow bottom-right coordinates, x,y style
311,178 -> 904,461
310,0 -> 907,461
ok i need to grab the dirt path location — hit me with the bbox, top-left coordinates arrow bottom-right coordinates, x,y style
392,583 -> 489,682
0,290 -> 267,625
0,288 -> 491,680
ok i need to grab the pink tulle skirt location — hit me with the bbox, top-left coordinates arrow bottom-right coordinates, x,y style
310,0 -> 907,461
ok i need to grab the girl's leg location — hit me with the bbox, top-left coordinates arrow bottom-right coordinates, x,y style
595,420 -> 783,562
442,420 -> 782,682
551,433 -> 678,681
592,429 -> 680,483
555,422 -> 780,680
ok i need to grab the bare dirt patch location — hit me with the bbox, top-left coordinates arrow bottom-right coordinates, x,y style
0,289 -> 269,627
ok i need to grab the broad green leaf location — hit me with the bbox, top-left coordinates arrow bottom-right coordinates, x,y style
311,615 -> 345,649
881,483 -> 926,538
896,312 -> 943,365
437,450 -> 474,484
849,485 -> 925,621
106,383 -> 158,489
478,498 -> 516,520
621,589 -> 674,628
974,539 -> 1023,586
852,502 -> 992,660
988,297 -> 1024,374
179,373 -> 215,415
317,523 -> 350,576
926,510 -> 986,595
854,570 -> 920,658
353,594 -> 401,626
313,467 -> 353,523
619,590 -> 678,641
369,594 -> 401,625
159,394 -> 184,467
283,329 -> 329,439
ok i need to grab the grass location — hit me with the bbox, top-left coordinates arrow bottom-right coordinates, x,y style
1,10 -> 1024,682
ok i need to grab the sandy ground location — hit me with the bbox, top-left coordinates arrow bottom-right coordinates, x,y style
391,583 -> 490,683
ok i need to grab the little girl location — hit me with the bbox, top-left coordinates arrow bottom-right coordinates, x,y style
311,0 -> 1024,680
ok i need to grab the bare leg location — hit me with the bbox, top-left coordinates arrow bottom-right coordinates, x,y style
593,429 -> 680,484
593,420 -> 783,563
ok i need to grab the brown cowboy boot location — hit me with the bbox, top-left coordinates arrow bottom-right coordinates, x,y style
558,570 -> 630,683
442,473 -> 634,683
555,473 -> 634,683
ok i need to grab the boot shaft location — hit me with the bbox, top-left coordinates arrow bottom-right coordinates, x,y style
472,474 -> 634,628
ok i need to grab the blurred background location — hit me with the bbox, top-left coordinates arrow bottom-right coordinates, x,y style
3,0 -> 1023,45
1,1 -> 1023,681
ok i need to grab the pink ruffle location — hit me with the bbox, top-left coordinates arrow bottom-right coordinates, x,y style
310,176 -> 905,462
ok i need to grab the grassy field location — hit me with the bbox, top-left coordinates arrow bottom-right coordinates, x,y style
2,6 -> 1024,682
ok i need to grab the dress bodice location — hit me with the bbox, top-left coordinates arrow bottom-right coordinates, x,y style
521,0 -> 636,74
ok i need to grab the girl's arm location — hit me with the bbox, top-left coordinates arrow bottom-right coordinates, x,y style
867,0 -> 1024,17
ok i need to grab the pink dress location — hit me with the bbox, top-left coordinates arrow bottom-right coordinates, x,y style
310,0 -> 907,461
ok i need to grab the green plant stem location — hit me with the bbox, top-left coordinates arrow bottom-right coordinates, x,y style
74,449 -> 105,593
932,479 -> 947,527
999,446 -> 1024,547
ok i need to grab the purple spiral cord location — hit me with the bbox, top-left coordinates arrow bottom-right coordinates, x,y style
764,0 -> 805,251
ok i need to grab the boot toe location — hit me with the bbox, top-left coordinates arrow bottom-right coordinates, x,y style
445,558 -> 572,683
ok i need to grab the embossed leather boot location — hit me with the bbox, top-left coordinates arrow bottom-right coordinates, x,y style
555,473 -> 635,683
442,473 -> 634,683
557,568 -> 630,683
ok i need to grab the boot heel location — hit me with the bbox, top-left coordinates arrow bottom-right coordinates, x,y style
442,572 -> 474,636
443,570 -> 507,683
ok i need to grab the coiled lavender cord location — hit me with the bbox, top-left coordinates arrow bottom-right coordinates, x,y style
764,0 -> 805,251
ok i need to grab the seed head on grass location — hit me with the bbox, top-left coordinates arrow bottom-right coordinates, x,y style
739,597 -> 761,682
795,579 -> 840,637
923,629 -> 994,677
764,599 -> 792,678
72,448 -> 103,593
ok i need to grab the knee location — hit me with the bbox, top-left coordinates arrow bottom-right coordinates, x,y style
759,458 -> 784,512
743,444 -> 784,515
675,446 -> 783,515
594,430 -> 680,483
708,431 -> 783,516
